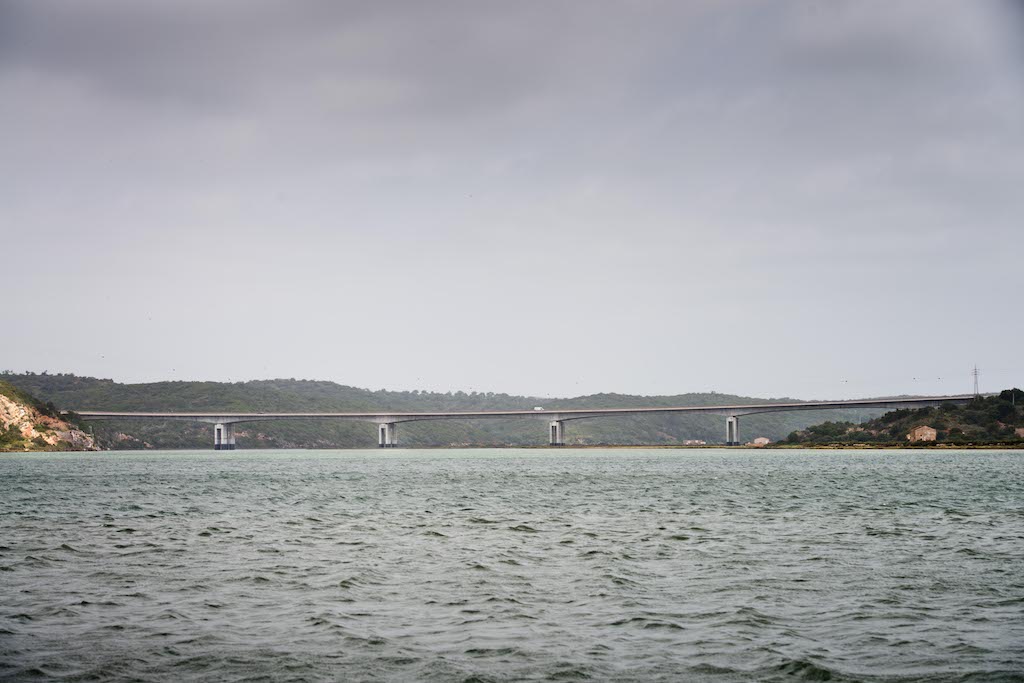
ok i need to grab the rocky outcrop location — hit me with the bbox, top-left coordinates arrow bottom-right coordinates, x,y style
0,385 -> 98,451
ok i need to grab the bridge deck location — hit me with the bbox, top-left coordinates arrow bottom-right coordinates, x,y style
72,395 -> 976,423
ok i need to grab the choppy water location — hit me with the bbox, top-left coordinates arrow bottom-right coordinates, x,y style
1,449 -> 1023,682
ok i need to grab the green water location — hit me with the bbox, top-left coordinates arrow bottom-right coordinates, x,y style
1,448 -> 1022,681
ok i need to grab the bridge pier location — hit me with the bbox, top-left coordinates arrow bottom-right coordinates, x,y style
378,422 -> 398,448
549,420 -> 565,447
214,423 -> 235,450
726,416 -> 739,446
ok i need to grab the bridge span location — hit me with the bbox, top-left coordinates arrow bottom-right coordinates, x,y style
71,395 -> 976,449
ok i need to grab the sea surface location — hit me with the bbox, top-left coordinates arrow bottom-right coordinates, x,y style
1,449 -> 1022,682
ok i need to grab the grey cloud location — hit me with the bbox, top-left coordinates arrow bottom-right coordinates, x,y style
1,1 -> 1021,398
0,1 -> 658,110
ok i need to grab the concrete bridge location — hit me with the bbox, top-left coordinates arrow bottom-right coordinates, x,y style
71,394 -> 976,449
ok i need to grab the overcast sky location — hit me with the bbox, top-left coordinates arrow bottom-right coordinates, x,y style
2,0 -> 1022,400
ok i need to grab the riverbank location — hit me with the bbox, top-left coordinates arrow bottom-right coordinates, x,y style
0,381 -> 97,452
6,443 -> 1022,452
428,443 -> 1024,450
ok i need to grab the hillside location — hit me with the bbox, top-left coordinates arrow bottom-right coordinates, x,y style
1,371 -> 888,449
783,390 -> 1024,446
0,380 -> 97,452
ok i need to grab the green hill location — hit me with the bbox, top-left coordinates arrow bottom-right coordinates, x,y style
783,390 -> 1024,446
1,371 -> 890,449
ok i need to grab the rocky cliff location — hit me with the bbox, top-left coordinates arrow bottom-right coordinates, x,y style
0,381 -> 97,451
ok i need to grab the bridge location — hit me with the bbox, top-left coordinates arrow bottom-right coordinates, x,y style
71,394 -> 976,449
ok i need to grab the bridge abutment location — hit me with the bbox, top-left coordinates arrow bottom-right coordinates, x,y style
214,423 -> 236,450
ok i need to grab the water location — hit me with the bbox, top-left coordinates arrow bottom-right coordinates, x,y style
1,449 -> 1022,682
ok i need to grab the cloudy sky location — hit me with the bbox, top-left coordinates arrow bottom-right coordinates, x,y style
2,0 -> 1022,399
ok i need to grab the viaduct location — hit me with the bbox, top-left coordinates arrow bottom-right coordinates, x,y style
71,395 -> 976,449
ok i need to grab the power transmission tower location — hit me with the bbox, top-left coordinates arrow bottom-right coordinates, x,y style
972,365 -> 980,397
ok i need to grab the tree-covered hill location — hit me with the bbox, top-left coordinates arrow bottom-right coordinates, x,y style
783,390 -> 1024,446
2,371 -> 889,449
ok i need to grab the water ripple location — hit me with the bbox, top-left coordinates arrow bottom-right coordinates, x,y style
1,448 -> 1023,681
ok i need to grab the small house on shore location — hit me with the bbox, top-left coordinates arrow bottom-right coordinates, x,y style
907,425 -> 937,442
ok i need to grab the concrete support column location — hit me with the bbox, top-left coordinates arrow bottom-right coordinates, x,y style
378,422 -> 397,448
214,423 -> 235,451
726,416 -> 739,446
549,420 -> 565,447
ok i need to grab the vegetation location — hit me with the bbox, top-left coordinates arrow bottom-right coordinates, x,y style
1,371 -> 887,449
782,390 -> 1024,447
0,379 -> 62,419
0,379 -> 91,451
0,424 -> 25,450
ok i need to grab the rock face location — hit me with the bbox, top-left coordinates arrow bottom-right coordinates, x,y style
0,385 -> 98,452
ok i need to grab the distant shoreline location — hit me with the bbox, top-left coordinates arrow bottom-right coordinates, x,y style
526,444 -> 1024,450
7,443 -> 1022,453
